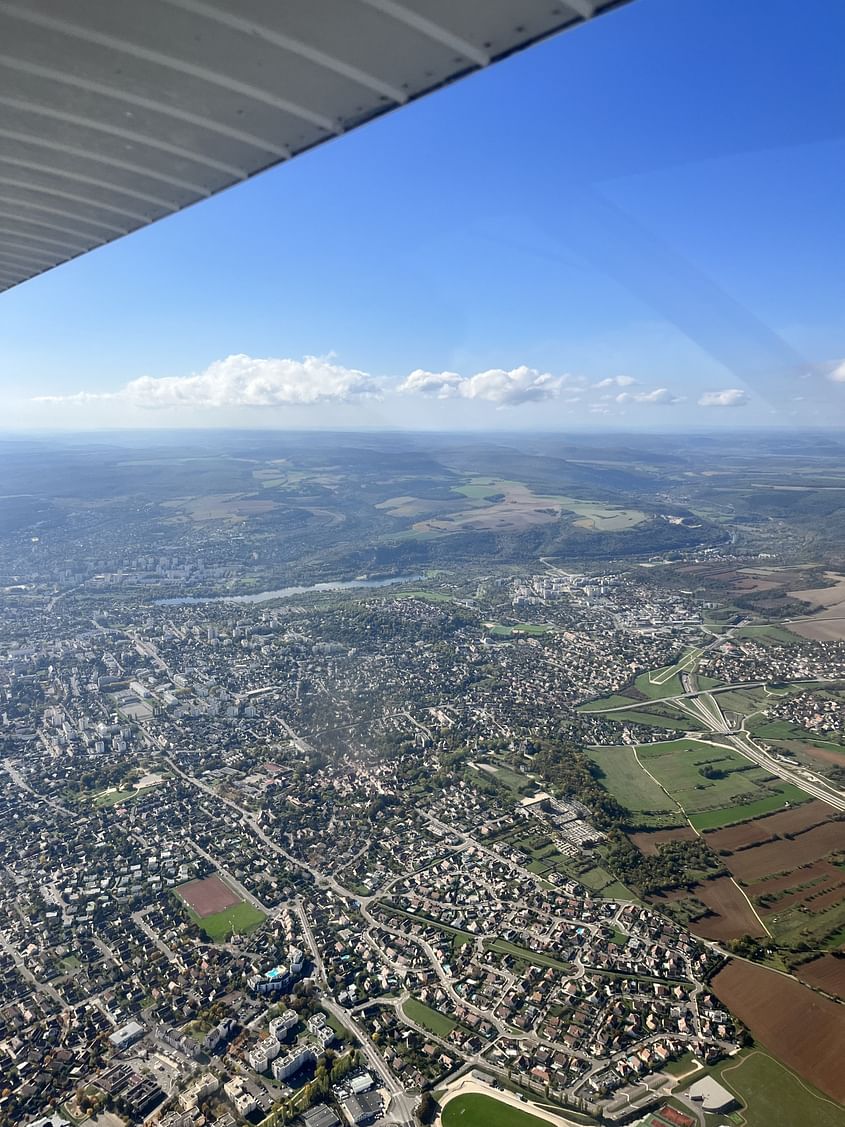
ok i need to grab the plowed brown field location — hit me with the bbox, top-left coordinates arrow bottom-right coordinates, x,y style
704,801 -> 830,852
687,877 -> 766,940
795,954 -> 845,1000
711,960 -> 845,1102
725,822 -> 845,882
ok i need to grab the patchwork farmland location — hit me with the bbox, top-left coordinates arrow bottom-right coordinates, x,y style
712,960 -> 845,1103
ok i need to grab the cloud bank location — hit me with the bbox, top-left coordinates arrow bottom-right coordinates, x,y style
615,387 -> 682,405
36,354 -> 379,409
697,388 -> 749,408
33,352 -> 753,418
398,365 -> 577,407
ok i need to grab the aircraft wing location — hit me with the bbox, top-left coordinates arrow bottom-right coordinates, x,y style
0,0 -> 630,292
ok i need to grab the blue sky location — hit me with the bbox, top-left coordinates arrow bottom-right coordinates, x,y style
2,0 -> 844,430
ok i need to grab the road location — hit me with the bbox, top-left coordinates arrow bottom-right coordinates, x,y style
586,677 -> 845,811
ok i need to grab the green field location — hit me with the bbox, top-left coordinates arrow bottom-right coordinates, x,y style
637,739 -> 763,809
441,1093 -> 551,1127
734,624 -> 803,645
705,1049 -> 845,1127
452,477 -> 523,500
396,589 -> 455,603
586,746 -> 679,816
484,938 -> 570,972
488,622 -> 553,637
688,784 -> 810,830
92,787 -> 136,807
595,707 -> 703,732
589,739 -> 811,828
577,693 -> 642,712
188,901 -> 266,941
402,997 -> 457,1038
636,739 -> 800,814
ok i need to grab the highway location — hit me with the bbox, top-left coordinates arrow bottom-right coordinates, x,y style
584,677 -> 845,812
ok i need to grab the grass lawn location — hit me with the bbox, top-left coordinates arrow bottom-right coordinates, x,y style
441,1093 -> 552,1127
189,900 -> 265,941
488,622 -> 553,637
598,708 -> 703,731
402,997 -> 456,1038
577,693 -> 641,712
706,1049 -> 844,1127
484,937 -> 570,972
397,589 -> 454,603
92,787 -> 137,807
587,746 -> 677,813
734,624 -> 803,645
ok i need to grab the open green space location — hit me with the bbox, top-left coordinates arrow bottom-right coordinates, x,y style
734,623 -> 803,645
452,477 -> 523,500
589,739 -> 811,829
634,667 -> 685,700
188,900 -> 266,942
396,589 -> 455,603
577,693 -> 641,712
688,784 -> 811,830
714,686 -> 771,715
488,622 -> 553,637
586,746 -> 678,816
92,787 -> 136,807
596,707 -> 704,732
705,1049 -> 845,1127
637,739 -> 763,809
484,938 -> 570,972
636,739 -> 805,814
402,997 -> 457,1039
441,1092 -> 552,1127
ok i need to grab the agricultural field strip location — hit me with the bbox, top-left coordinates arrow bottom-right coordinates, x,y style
630,744 -> 773,938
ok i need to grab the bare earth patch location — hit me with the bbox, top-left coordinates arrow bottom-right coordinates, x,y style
703,801 -> 831,852
724,822 -> 845,883
686,877 -> 767,940
795,954 -> 845,1000
788,572 -> 845,641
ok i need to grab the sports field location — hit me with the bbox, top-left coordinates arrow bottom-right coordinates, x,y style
176,876 -> 265,941
441,1093 -> 552,1127
177,874 -> 240,916
188,900 -> 266,942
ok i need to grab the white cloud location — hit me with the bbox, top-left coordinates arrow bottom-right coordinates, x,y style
35,354 -> 380,409
697,388 -> 749,408
593,375 -> 637,388
398,365 -> 574,407
397,369 -> 464,399
615,387 -> 682,405
828,360 -> 845,383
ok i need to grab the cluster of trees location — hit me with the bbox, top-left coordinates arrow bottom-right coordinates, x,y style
70,759 -> 135,793
604,831 -> 721,895
528,739 -> 629,829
